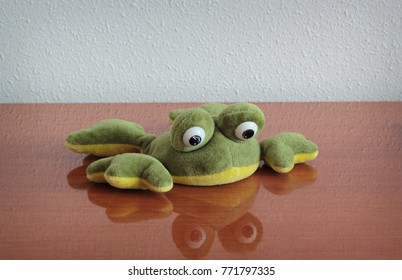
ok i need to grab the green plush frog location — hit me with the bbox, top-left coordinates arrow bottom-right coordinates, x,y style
66,103 -> 318,192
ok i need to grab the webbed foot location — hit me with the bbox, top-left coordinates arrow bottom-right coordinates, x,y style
65,119 -> 154,156
86,153 -> 173,192
260,132 -> 318,173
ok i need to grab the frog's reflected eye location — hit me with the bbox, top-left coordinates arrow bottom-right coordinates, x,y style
183,127 -> 205,147
235,121 -> 258,140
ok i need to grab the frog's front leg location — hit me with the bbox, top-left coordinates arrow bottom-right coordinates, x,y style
86,153 -> 173,192
260,132 -> 318,173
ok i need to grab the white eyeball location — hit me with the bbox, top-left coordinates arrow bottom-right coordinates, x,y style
183,126 -> 206,147
235,121 -> 258,140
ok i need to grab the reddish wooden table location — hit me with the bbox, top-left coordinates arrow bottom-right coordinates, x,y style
1,102 -> 401,259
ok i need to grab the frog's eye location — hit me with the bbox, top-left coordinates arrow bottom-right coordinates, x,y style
217,103 -> 265,142
183,127 -> 206,147
235,121 -> 258,140
171,108 -> 214,152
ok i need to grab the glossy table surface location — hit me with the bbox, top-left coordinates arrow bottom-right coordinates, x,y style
1,102 -> 401,260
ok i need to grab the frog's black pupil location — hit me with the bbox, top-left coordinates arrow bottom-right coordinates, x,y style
242,129 -> 255,139
189,135 -> 202,146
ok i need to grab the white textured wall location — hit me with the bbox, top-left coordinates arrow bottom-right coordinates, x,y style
1,0 -> 401,103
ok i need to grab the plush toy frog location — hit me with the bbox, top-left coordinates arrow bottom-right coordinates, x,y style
66,103 -> 318,192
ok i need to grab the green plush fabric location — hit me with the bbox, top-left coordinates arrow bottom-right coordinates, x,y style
66,119 -> 145,146
144,130 -> 260,177
86,156 -> 114,182
87,153 -> 173,192
260,132 -> 318,170
169,103 -> 227,123
200,103 -> 228,120
217,103 -> 265,141
170,108 -> 215,152
65,119 -> 155,156
66,103 -> 318,192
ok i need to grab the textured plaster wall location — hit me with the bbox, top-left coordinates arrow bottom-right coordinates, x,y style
1,0 -> 401,103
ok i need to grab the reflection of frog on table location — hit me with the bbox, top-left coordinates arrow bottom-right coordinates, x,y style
66,103 -> 318,192
68,158 -> 317,259
167,175 -> 262,259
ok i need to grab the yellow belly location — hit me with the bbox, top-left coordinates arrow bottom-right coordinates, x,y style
65,142 -> 141,157
172,163 -> 260,186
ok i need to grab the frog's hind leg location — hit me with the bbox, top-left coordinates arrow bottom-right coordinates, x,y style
66,119 -> 155,157
86,153 -> 173,193
260,132 -> 318,173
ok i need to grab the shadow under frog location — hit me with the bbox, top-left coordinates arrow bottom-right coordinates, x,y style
67,156 -> 317,259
